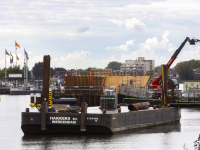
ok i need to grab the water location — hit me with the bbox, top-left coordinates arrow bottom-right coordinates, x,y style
0,95 -> 200,150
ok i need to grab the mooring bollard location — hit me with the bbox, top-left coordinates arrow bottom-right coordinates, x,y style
41,100 -> 48,130
80,102 -> 87,131
103,109 -> 106,114
36,93 -> 42,107
26,108 -> 29,112
30,93 -> 35,107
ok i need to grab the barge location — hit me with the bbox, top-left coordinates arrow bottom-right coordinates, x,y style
21,104 -> 180,134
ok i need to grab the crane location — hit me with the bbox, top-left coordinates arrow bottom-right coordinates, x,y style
151,37 -> 200,89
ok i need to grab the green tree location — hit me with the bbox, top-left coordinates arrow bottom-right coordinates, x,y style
175,62 -> 194,80
32,62 -> 43,79
155,65 -> 162,72
7,65 -> 23,74
188,59 -> 200,69
0,69 -> 5,80
148,70 -> 155,75
194,134 -> 200,150
106,61 -> 122,71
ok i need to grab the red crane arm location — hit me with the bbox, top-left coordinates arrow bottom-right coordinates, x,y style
152,37 -> 197,87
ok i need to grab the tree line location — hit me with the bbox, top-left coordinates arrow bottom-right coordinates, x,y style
155,59 -> 200,80
0,59 -> 199,81
0,65 -> 31,81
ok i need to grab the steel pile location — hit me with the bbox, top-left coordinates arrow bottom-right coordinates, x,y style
128,102 -> 150,111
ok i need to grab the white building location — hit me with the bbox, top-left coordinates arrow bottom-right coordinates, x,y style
120,57 -> 155,73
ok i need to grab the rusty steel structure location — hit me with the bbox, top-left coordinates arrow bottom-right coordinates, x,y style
54,71 -> 151,106
62,71 -> 106,106
41,55 -> 50,130
161,64 -> 168,107
128,102 -> 150,111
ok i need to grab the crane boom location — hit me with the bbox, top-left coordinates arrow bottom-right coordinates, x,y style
152,37 -> 200,88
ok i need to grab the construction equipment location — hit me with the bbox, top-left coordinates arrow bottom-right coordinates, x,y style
152,37 -> 200,90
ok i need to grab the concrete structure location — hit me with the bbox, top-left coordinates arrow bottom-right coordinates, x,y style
121,57 -> 155,73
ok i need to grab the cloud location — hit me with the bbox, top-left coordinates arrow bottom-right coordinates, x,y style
117,31 -> 200,67
1,0 -> 200,71
106,40 -> 134,51
125,18 -> 145,31
161,31 -> 170,43
77,27 -> 90,33
107,19 -> 124,27
107,18 -> 145,31
138,31 -> 173,53
117,31 -> 179,66
168,43 -> 176,52
177,46 -> 200,64
100,55 -> 117,67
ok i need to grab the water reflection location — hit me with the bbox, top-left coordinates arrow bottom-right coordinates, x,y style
22,134 -> 113,150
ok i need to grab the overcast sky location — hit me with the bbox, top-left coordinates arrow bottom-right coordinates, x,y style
1,0 -> 200,70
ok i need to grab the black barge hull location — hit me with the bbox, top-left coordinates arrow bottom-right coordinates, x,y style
21,107 -> 180,135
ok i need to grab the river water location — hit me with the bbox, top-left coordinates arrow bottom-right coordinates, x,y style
0,94 -> 200,150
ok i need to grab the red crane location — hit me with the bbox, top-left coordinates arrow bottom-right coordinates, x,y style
152,37 -> 200,89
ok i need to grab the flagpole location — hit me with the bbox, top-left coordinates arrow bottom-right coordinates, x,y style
26,51 -> 28,85
5,49 -> 6,81
24,48 -> 26,87
15,40 -> 17,66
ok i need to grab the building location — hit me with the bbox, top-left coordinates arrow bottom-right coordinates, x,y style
183,81 -> 200,91
120,57 -> 155,73
54,68 -> 67,84
154,68 -> 179,80
90,69 -> 112,75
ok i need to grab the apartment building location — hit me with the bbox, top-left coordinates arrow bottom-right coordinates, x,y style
120,57 -> 155,72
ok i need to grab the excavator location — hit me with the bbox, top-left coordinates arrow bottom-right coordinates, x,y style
151,37 -> 200,91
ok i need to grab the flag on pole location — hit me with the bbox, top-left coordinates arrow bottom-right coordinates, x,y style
15,41 -> 20,48
24,50 -> 28,56
17,55 -> 19,61
5,50 -> 10,56
24,50 -> 28,60
10,52 -> 13,57
10,57 -> 13,64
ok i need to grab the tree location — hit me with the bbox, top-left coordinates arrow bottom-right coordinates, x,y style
106,61 -> 122,71
188,59 -> 200,69
148,70 -> 155,75
32,62 -> 43,80
155,65 -> 162,72
175,62 -> 194,80
7,65 -> 23,74
0,69 -> 5,80
194,134 -> 200,150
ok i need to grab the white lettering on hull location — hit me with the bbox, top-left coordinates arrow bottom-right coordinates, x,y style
50,116 -> 78,124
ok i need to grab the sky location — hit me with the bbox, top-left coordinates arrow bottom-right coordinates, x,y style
1,0 -> 200,70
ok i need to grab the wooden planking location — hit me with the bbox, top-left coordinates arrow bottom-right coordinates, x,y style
104,76 -> 150,87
